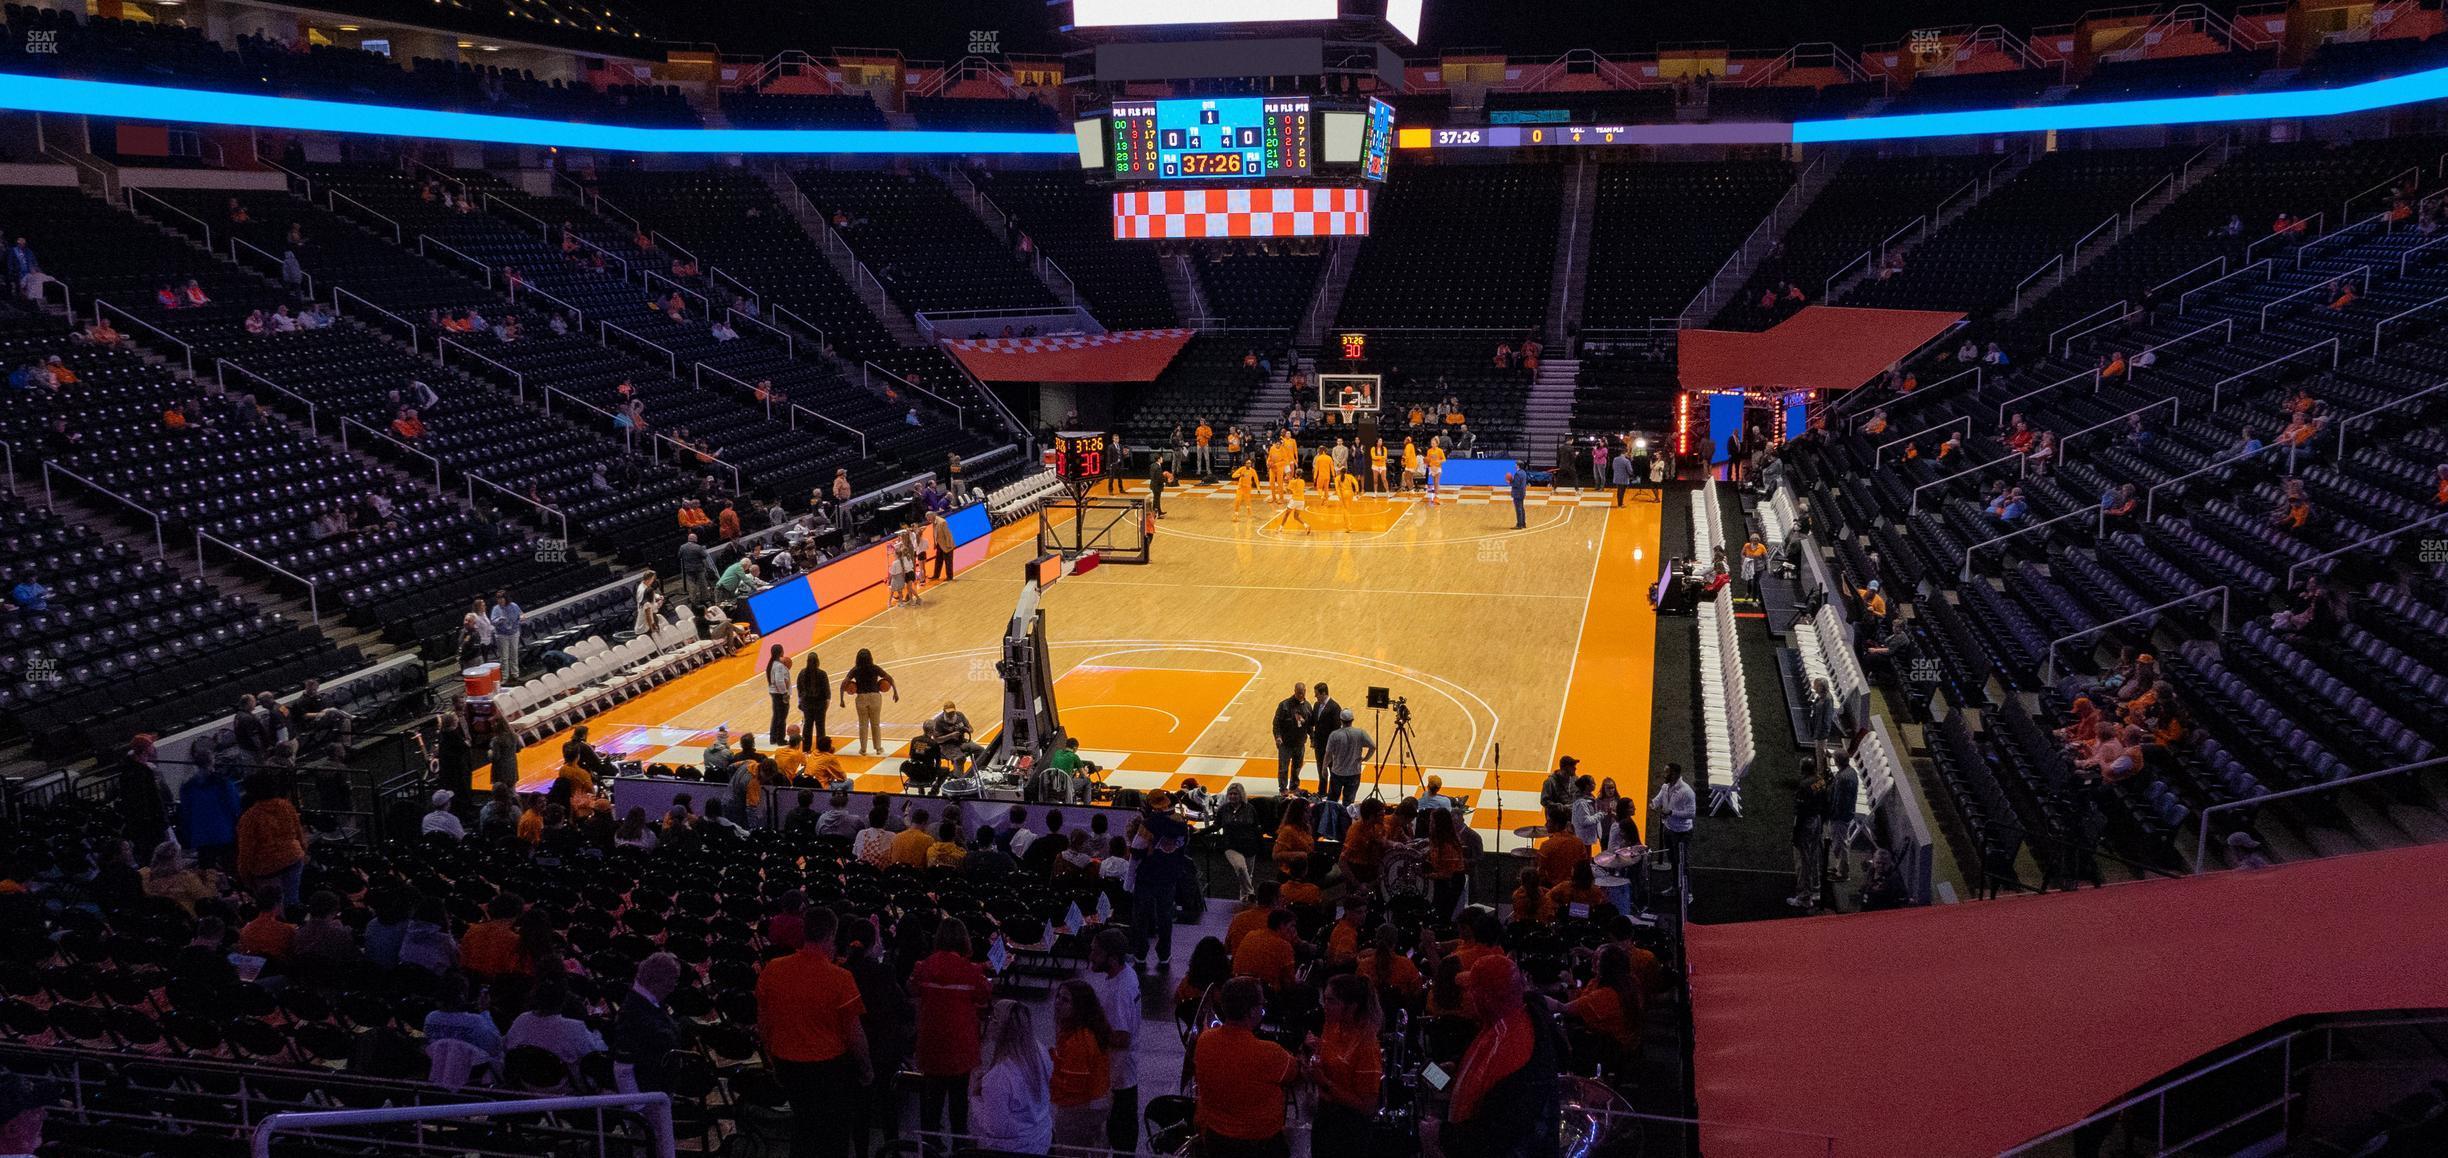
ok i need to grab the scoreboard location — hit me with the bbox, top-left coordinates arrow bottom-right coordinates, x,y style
1052,430 -> 1115,487
1110,97 -> 1311,180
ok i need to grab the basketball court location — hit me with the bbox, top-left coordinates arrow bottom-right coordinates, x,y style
493,481 -> 1664,852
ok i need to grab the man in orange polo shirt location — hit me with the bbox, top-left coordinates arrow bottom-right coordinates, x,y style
1193,978 -> 1298,1158
756,906 -> 870,1158
1230,909 -> 1299,992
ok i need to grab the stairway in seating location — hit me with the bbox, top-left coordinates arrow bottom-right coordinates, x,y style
946,169 -> 1085,311
1164,251 -> 1212,324
2003,143 -> 2236,321
1237,355 -> 1310,430
1826,146 -> 2042,306
761,167 -> 927,347
1546,157 -> 1600,345
1522,358 -> 1581,467
1295,240 -> 1360,347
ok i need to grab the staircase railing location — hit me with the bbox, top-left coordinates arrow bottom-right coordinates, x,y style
2331,375 -> 2448,461
327,190 -> 402,244
2178,257 -> 2274,314
124,185 -> 212,251
331,287 -> 420,354
41,459 -> 164,557
2050,300 -> 2129,356
216,357 -> 325,436
416,235 -> 494,288
2010,255 -> 2063,314
598,320 -> 678,375
1681,152 -> 1826,325
482,191 -> 551,238
2149,255 -> 2228,300
2260,265 -> 2366,331
864,360 -> 966,428
2207,335 -> 2336,411
2341,166 -> 2418,225
2041,586 -> 2229,683
2369,291 -> 2448,354
2294,210 -> 2391,269
197,530 -> 318,626
337,415 -> 444,490
231,236 -> 309,300
91,299 -> 194,372
768,303 -> 828,355
2244,211 -> 2319,264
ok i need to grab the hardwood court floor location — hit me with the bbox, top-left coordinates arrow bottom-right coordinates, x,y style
491,482 -> 1664,851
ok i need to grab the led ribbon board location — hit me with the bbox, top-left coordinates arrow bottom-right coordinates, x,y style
0,74 -> 1080,155
11,66 -> 2448,153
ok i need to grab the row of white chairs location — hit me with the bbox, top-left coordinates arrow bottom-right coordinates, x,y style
1690,485 -> 1722,564
1696,584 -> 1756,814
489,604 -> 727,743
989,469 -> 1064,521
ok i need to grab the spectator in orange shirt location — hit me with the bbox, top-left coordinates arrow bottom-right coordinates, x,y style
1232,909 -> 1300,992
459,892 -> 528,979
236,884 -> 296,962
1510,867 -> 1552,924
1192,978 -> 1298,1156
1547,860 -> 1607,917
1049,979 -> 1113,1149
1562,944 -> 1645,1059
1279,857 -> 1324,909
756,907 -> 872,1158
234,774 -> 308,906
1225,880 -> 1281,957
717,502 -> 741,541
1270,799 -> 1314,878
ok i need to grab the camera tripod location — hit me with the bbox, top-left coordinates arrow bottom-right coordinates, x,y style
1368,705 -> 1424,800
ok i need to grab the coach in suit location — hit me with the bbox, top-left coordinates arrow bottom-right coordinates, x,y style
1309,681 -> 1343,795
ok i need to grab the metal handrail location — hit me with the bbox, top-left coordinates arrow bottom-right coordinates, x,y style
215,357 -> 321,435
2041,585 -> 2228,683
2193,755 -> 2448,870
327,189 -> 401,244
2179,257 -> 2273,314
642,269 -> 709,315
727,306 -> 792,357
337,414 -> 443,489
2339,164 -> 2417,226
2011,253 -> 2063,313
92,299 -> 194,373
2260,265 -> 2367,331
250,145 -> 313,200
2068,212 -> 2121,260
125,185 -> 212,251
416,235 -> 494,288
251,1093 -> 675,1158
41,460 -> 163,556
2125,169 -> 2173,228
465,472 -> 570,545
2124,316 -> 2237,392
708,265 -> 762,312
2369,290 -> 2448,354
2143,438 -> 2292,522
1995,367 -> 2100,430
2207,336 -> 2336,412
1880,213 -> 1926,260
196,529 -> 318,626
406,158 -> 469,202
562,226 -> 634,280
330,287 -> 420,354
2395,230 -> 2448,280
482,191 -> 550,237
2149,255 -> 2228,298
2243,210 -> 2319,263
230,235 -> 310,300
769,302 -> 829,354
1836,363 -> 1980,429
1822,248 -> 1872,302
2331,375 -> 2448,461
2050,300 -> 2129,355
435,337 -> 526,400
1909,451 -> 2027,515
691,360 -> 869,457
2058,395 -> 2180,458
1874,414 -> 1970,468
649,230 -> 699,268
2293,209 -> 2391,269
2005,1014 -> 2448,1154
1961,503 -> 2103,580
864,360 -> 964,426
505,276 -> 585,329
599,320 -> 678,375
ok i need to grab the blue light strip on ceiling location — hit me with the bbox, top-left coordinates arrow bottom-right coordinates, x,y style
3,65 -> 2446,154
0,73 -> 1079,155
1793,64 -> 2448,143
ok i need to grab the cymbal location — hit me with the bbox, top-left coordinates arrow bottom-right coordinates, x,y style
1513,825 -> 1548,839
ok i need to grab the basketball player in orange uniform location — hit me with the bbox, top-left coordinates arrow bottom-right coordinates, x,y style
1425,441 -> 1447,505
1231,458 -> 1260,515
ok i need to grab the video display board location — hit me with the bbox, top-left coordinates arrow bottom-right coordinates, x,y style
1110,97 -> 1311,180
